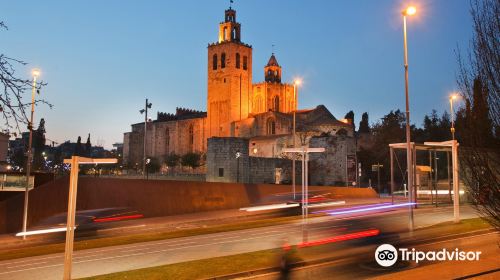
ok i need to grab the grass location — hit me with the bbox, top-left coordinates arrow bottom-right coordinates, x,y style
77,217 -> 495,280
0,213 -> 314,261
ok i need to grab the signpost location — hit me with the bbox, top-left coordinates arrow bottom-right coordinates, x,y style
62,156 -> 117,280
372,163 -> 384,193
282,147 -> 325,225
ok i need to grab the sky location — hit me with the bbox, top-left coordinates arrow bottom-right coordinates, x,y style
2,0 -> 472,149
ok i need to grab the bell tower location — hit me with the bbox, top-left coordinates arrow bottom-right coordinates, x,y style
207,7 -> 252,137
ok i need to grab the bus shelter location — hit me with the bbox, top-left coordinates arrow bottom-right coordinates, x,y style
389,140 -> 460,222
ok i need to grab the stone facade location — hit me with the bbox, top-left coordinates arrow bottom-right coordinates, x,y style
206,137 -> 302,184
309,136 -> 357,186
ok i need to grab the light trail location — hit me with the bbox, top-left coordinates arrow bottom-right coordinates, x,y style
323,202 -> 416,216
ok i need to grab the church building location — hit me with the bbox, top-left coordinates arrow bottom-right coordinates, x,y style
123,6 -> 354,182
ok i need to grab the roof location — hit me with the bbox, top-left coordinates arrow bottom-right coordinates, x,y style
266,53 -> 279,67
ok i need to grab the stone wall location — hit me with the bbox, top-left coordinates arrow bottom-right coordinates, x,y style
208,136 -> 356,185
206,137 -> 250,183
309,135 -> 357,186
0,177 -> 377,233
124,117 -> 207,167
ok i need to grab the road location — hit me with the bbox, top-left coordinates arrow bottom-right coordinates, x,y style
248,230 -> 499,279
0,205 -> 483,279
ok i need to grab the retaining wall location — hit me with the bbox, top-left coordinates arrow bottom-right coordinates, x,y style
0,177 -> 377,233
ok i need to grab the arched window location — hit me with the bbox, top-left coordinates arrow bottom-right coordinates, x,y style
223,27 -> 227,41
232,28 -> 236,40
189,125 -> 194,152
243,56 -> 247,70
165,128 -> 170,154
221,53 -> 226,68
236,53 -> 240,69
213,54 -> 217,70
267,118 -> 276,135
273,96 -> 280,112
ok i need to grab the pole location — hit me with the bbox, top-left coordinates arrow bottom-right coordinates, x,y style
143,99 -> 148,179
236,157 -> 240,183
377,163 -> 381,194
447,151 -> 452,203
301,150 -> 305,222
434,151 -> 438,207
21,75 -> 37,240
452,140 -> 460,223
292,84 -> 297,200
450,98 -> 455,140
390,147 -> 394,204
304,153 -> 309,224
403,14 -> 414,231
63,156 -> 79,280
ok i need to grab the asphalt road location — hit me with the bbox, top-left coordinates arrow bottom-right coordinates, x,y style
247,230 -> 500,279
0,205 -> 482,280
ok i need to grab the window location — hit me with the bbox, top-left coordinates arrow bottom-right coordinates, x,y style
267,118 -> 276,135
273,96 -> 280,112
223,27 -> 227,41
213,54 -> 217,70
236,53 -> 240,69
221,53 -> 226,68
218,168 -> 224,177
189,125 -> 194,152
243,56 -> 247,70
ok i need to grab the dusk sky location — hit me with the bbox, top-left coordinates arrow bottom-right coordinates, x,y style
2,0 -> 472,149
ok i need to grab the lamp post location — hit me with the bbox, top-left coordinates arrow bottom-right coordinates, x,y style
292,79 -> 301,200
402,6 -> 416,232
140,99 -> 152,179
449,94 -> 458,140
21,68 -> 40,239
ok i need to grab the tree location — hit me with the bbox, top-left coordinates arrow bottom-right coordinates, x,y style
181,153 -> 201,169
165,153 -> 180,171
85,134 -> 92,157
456,0 -> 500,229
32,118 -> 46,170
0,21 -> 51,133
358,112 -> 370,133
147,157 -> 161,173
74,136 -> 83,156
344,110 -> 355,130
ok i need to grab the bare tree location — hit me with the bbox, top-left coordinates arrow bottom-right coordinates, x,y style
456,0 -> 500,229
0,21 -> 51,134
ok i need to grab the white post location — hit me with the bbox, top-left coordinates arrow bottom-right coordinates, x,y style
63,156 -> 79,280
452,140 -> 460,223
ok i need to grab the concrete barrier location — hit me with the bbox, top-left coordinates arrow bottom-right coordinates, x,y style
0,177 -> 377,233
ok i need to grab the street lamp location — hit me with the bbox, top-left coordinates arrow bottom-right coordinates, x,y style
140,99 -> 152,179
292,79 -> 301,200
402,6 -> 416,231
21,68 -> 40,239
449,94 -> 458,140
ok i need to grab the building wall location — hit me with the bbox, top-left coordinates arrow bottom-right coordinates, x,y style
251,82 -> 296,114
124,117 -> 207,167
309,135 -> 357,186
206,137 -> 250,183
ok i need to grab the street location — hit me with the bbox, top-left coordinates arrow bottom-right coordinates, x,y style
0,205 -> 485,280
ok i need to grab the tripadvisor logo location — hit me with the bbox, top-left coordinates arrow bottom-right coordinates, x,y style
374,244 -> 482,267
375,244 -> 398,267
